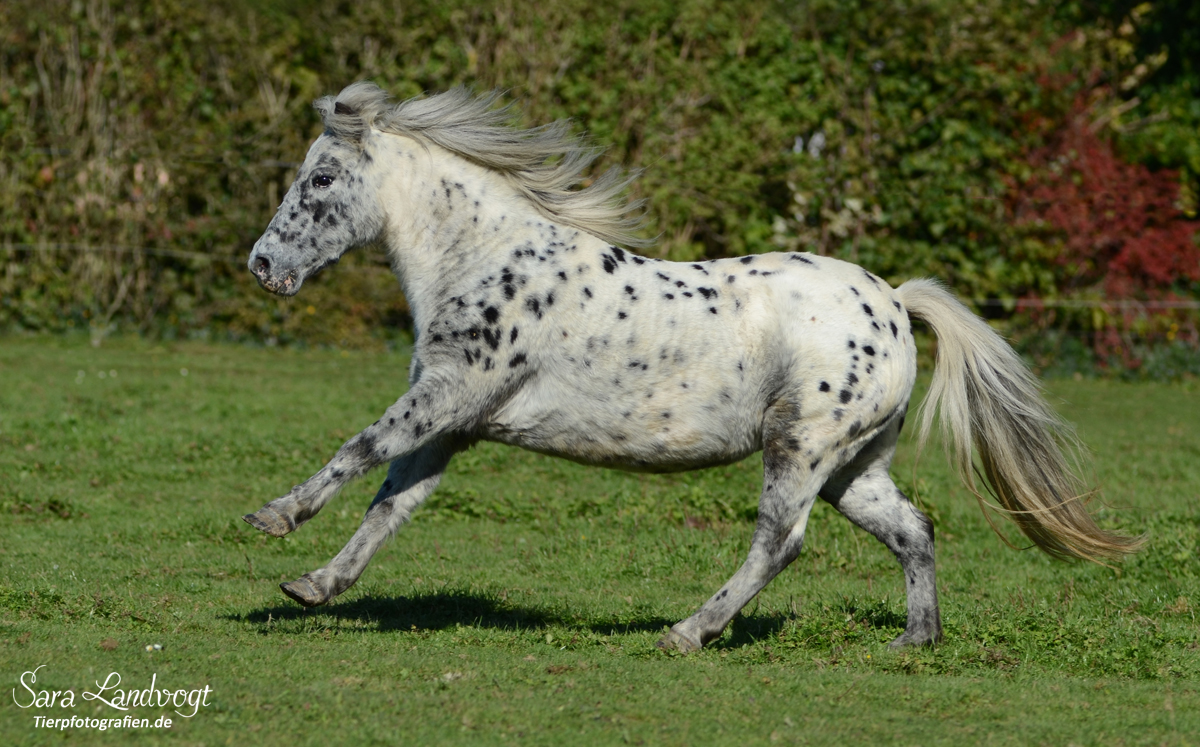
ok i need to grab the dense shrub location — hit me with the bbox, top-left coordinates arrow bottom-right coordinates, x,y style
0,0 -> 1195,365
1062,1 -> 1200,215
1011,95 -> 1199,367
1002,4 -> 1200,371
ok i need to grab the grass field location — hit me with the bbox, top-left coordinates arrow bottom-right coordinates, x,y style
2,336 -> 1199,745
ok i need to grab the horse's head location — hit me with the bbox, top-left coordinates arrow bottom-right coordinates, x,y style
249,88 -> 388,296
251,81 -> 647,296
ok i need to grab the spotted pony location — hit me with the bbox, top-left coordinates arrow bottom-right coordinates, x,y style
244,82 -> 1140,651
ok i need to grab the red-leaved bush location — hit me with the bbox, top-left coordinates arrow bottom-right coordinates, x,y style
1012,96 -> 1200,366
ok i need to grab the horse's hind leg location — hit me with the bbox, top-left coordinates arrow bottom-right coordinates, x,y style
820,422 -> 941,647
658,423 -> 827,652
279,440 -> 456,607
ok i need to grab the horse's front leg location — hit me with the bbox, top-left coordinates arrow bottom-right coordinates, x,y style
243,378 -> 467,537
279,438 -> 459,606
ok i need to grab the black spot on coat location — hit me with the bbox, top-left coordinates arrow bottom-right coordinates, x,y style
482,328 -> 501,351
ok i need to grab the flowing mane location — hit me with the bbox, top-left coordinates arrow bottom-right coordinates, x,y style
314,82 -> 649,248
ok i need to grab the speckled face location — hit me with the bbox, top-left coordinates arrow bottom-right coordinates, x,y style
248,134 -> 384,296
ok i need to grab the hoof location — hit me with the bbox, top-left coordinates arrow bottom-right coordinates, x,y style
280,575 -> 329,607
656,628 -> 702,654
888,629 -> 941,649
243,506 -> 295,538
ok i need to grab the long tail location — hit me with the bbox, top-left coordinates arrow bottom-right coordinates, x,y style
896,278 -> 1143,562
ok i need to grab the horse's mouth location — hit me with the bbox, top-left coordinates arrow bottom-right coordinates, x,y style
256,269 -> 302,296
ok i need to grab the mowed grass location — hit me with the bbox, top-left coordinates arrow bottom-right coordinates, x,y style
1,336 -> 1199,746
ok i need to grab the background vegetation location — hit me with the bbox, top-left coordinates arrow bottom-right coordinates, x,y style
1,0 -> 1197,368
4,6 -> 1198,740
2,339 -> 1199,744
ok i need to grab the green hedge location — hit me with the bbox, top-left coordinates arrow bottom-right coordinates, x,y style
1,0 -> 1195,356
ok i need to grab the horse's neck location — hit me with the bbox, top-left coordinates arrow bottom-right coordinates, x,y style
376,137 -> 566,330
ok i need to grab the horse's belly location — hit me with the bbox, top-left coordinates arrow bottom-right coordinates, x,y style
481,379 -> 764,472
488,423 -> 762,473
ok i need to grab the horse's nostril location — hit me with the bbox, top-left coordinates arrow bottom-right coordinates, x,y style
254,256 -> 271,276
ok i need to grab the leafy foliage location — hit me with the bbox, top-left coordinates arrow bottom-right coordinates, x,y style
1011,96 -> 1200,366
0,0 -> 1196,369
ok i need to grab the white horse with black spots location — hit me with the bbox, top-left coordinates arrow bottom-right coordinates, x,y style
243,82 -> 1139,651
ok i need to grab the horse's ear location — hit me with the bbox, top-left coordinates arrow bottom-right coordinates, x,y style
334,101 -> 356,116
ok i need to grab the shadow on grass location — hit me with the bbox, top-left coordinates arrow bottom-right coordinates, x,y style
722,613 -> 790,648
226,589 -> 678,637
225,589 -> 801,648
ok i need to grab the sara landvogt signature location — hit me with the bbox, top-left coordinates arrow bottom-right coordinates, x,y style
13,665 -> 214,718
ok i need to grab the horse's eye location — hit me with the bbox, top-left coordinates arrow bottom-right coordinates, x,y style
311,174 -> 334,188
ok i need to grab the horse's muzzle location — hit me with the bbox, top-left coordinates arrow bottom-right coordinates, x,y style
249,251 -> 302,296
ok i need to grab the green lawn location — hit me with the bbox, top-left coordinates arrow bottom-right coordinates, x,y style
1,337 -> 1199,745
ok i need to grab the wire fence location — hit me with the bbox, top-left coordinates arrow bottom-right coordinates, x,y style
5,242 -> 239,263
2,243 -> 390,272
6,242 -> 1198,309
973,298 -> 1200,310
